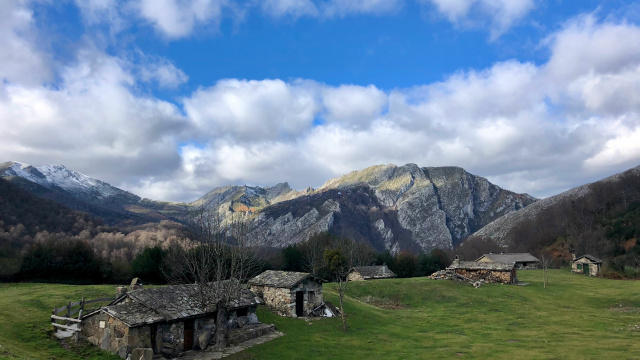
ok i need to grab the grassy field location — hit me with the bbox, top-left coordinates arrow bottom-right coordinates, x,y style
1,270 -> 639,359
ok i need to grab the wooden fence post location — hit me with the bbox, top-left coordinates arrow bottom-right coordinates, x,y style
52,308 -> 57,335
76,297 -> 85,343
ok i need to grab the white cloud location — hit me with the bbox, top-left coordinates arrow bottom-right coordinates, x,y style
139,57 -> 189,88
322,84 -> 387,126
423,0 -> 535,38
259,0 -> 318,18
136,0 -> 229,38
321,0 -> 404,18
0,0 -> 51,86
183,79 -> 321,142
3,3 -> 640,204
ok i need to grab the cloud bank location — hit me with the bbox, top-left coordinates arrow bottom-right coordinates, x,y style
1,2 -> 639,203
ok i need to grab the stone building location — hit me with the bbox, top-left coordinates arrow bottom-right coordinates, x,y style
448,257 -> 516,284
475,253 -> 540,269
571,254 -> 602,276
80,283 -> 266,358
248,270 -> 324,317
347,265 -> 396,281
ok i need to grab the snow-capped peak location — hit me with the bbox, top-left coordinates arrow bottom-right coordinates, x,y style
36,164 -> 119,198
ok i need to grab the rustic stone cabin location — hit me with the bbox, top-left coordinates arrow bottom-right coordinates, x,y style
475,252 -> 540,269
248,270 -> 324,317
80,283 -> 267,359
571,254 -> 602,276
448,257 -> 517,284
347,265 -> 396,281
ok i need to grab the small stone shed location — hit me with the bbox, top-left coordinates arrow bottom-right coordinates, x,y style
81,283 -> 263,358
476,252 -> 540,269
571,254 -> 602,276
448,257 -> 516,284
248,270 -> 324,317
347,265 -> 396,281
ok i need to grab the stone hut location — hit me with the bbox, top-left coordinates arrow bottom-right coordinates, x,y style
475,253 -> 540,269
347,265 -> 396,281
248,270 -> 324,317
571,254 -> 602,276
448,257 -> 516,284
80,283 -> 265,358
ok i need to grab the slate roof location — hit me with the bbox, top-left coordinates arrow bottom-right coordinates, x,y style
476,253 -> 540,263
573,254 -> 602,263
101,283 -> 262,327
248,270 -> 323,288
350,265 -> 396,279
451,261 -> 516,271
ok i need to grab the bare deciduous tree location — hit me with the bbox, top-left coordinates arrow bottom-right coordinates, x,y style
163,207 -> 260,349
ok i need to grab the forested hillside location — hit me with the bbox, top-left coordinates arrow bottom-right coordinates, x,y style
466,167 -> 640,276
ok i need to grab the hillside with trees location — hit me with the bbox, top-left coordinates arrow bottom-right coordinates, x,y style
467,166 -> 640,276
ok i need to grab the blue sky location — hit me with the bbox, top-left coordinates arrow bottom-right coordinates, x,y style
2,0 -> 640,202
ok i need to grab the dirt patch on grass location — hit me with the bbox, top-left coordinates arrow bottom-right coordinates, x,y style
609,304 -> 640,313
354,295 -> 406,310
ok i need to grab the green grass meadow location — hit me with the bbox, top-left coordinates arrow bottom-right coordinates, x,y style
1,270 -> 639,359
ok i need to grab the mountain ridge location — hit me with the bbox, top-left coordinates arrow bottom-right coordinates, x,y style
1,160 -> 536,252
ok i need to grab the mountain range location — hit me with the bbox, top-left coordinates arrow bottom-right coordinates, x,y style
1,161 -> 536,253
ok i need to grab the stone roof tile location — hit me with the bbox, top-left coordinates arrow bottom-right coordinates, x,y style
248,270 -> 323,288
350,265 -> 396,279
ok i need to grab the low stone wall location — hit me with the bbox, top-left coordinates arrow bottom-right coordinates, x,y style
82,313 -> 152,358
455,269 -> 512,284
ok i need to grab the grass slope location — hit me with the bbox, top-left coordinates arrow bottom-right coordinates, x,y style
1,271 -> 639,359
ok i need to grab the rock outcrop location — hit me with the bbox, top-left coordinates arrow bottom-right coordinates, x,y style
225,163 -> 536,253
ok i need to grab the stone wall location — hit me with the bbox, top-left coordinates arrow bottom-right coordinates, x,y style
81,313 -> 153,358
572,259 -> 600,276
347,272 -> 364,281
250,285 -> 292,316
159,321 -> 184,357
251,280 -> 323,317
455,269 -> 513,284
82,306 -> 259,358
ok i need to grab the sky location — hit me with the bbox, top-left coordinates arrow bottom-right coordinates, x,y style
1,0 -> 640,203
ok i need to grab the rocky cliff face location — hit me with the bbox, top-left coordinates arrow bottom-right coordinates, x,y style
232,164 -> 536,253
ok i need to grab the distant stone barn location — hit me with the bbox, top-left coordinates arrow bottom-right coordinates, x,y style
80,283 -> 267,358
571,254 -> 602,276
248,270 -> 324,317
448,257 -> 517,284
476,252 -> 540,270
347,265 -> 396,281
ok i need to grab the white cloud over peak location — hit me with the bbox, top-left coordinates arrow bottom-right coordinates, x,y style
184,79 -> 320,142
423,0 -> 535,38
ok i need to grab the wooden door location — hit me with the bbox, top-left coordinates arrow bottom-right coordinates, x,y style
184,320 -> 194,350
295,291 -> 304,317
583,264 -> 589,275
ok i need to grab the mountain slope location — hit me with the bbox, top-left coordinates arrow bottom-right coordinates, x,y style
2,160 -> 536,253
473,165 -> 640,249
0,161 -> 187,224
244,163 -> 536,252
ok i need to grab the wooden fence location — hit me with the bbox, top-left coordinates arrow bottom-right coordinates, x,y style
51,297 -> 113,341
